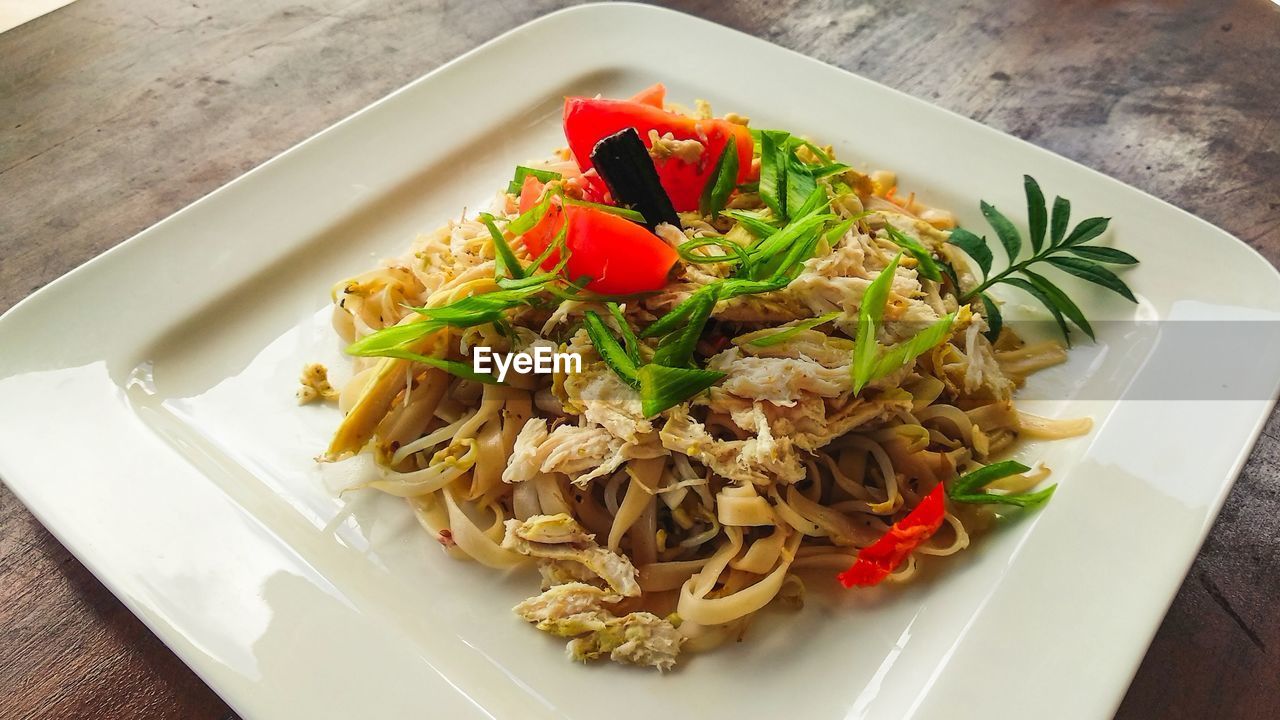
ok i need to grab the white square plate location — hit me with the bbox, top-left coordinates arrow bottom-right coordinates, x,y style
2,4 -> 1279,719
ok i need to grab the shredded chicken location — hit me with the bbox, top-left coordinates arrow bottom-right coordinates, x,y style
512,583 -> 684,670
502,419 -> 665,486
513,582 -> 619,636
297,363 -> 339,404
566,612 -> 684,671
647,129 -> 704,164
502,514 -> 641,596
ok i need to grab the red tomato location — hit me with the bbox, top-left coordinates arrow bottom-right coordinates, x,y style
521,203 -> 677,295
518,175 -> 544,213
562,95 -> 754,212
630,83 -> 667,108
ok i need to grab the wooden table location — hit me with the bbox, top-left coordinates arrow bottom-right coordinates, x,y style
2,1 -> 1277,717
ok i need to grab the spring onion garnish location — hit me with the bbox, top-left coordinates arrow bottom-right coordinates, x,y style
590,128 -> 680,230
506,166 -> 562,195
882,222 -> 942,281
562,196 -> 646,223
756,129 -> 835,222
948,460 -> 1057,508
507,189 -> 557,235
676,237 -> 749,266
758,130 -> 790,218
605,302 -> 641,365
651,288 -> 718,368
346,267 -> 570,381
583,310 -> 640,387
637,364 -> 725,417
374,348 -> 502,385
478,212 -> 526,281
699,141 -> 739,219
747,311 -> 842,347
851,253 -> 956,394
723,209 -> 780,238
944,175 -> 1138,342
742,212 -> 832,280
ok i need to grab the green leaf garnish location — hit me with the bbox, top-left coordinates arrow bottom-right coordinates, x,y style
507,166 -> 562,196
978,293 -> 1003,342
980,200 -> 1023,264
1063,245 -> 1138,265
699,141 -> 740,218
943,176 -> 1138,342
1049,196 -> 1071,245
1061,216 -> 1110,247
1021,269 -> 1094,340
946,227 -> 993,277
748,311 -> 842,347
637,364 -> 725,417
1024,175 -> 1047,253
1046,256 -> 1136,302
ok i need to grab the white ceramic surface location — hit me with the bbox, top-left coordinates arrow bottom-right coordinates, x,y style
2,4 -> 1279,719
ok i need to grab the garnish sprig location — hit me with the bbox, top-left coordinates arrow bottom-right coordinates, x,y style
946,175 -> 1138,342
947,460 -> 1057,508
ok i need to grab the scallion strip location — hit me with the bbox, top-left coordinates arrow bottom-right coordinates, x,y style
950,460 -> 1033,495
377,348 -> 503,385
747,311 -> 842,347
478,212 -> 526,281
606,302 -> 641,365
759,130 -> 790,218
651,288 -> 718,368
677,237 -> 748,266
699,141 -> 739,218
583,310 -> 639,387
883,223 -> 942,281
724,210 -> 780,239
506,166 -> 562,196
637,364 -> 725,417
563,196 -> 646,222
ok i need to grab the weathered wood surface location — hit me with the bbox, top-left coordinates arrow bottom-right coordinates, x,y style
1,1 -> 1277,717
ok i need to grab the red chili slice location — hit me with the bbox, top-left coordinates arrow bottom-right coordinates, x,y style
836,484 -> 947,588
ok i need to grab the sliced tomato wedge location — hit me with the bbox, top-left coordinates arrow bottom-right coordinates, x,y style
521,201 -> 677,295
630,83 -> 667,108
562,94 -> 754,212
